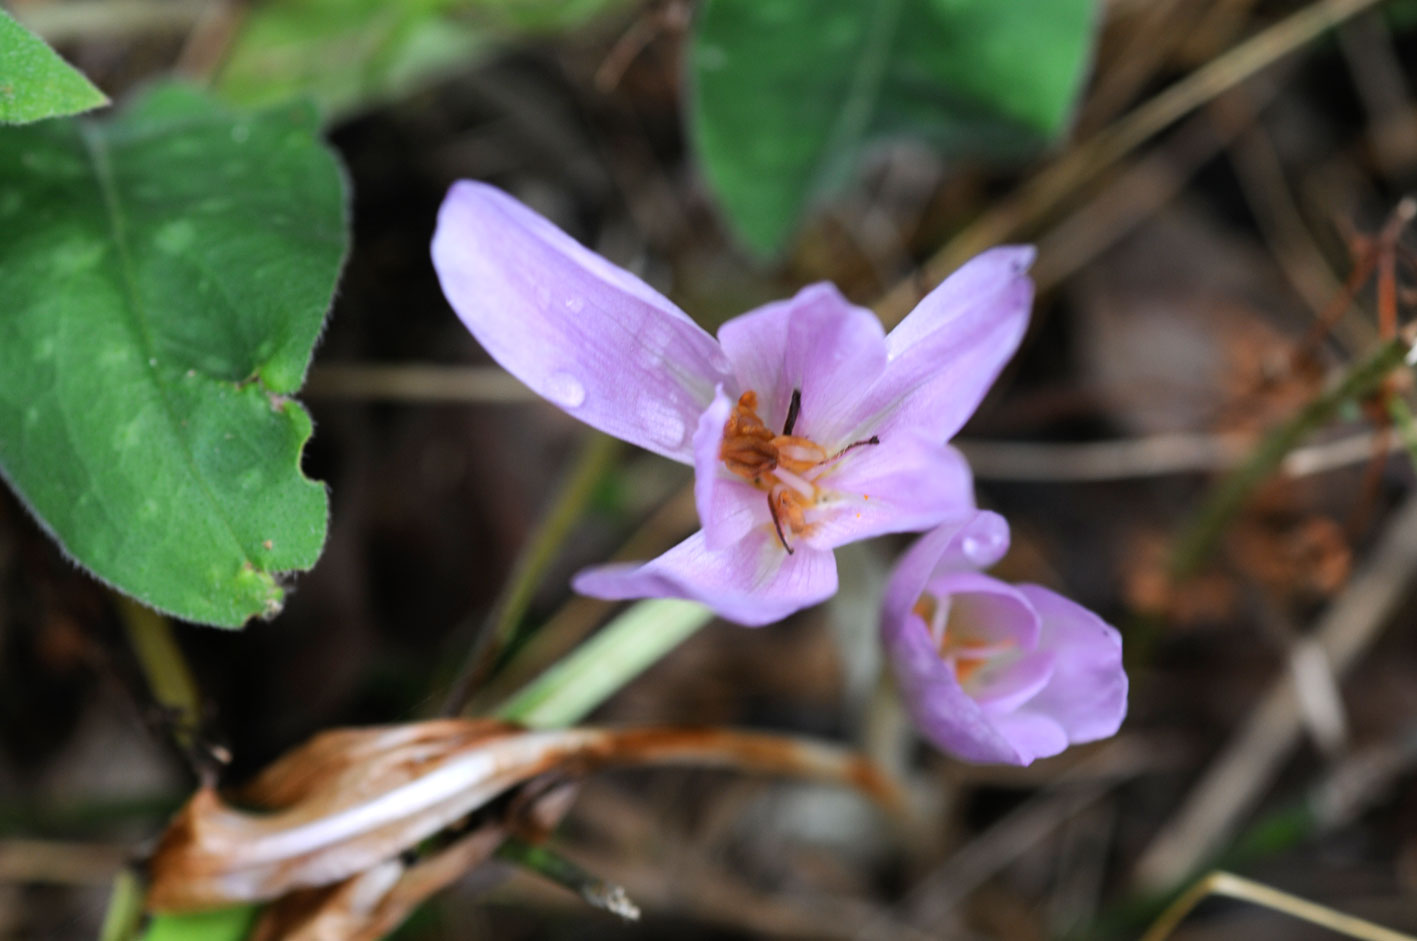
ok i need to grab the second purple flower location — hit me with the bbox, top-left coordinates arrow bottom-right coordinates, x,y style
882,512 -> 1128,765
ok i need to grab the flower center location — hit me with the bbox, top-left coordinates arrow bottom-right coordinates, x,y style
718,389 -> 878,554
913,593 -> 1015,690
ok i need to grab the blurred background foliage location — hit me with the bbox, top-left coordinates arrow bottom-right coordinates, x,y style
214,0 -> 636,117
3,0 -> 1417,939
687,0 -> 1097,253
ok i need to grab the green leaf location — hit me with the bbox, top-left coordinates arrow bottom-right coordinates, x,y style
0,8 -> 108,124
687,0 -> 1098,255
0,83 -> 347,628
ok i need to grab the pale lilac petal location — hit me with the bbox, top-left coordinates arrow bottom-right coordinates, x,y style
802,437 -> 974,550
884,610 -> 1029,765
988,711 -> 1070,764
692,387 -> 761,550
887,246 -> 1036,352
963,649 -> 1054,712
879,512 -> 1010,632
1016,585 -> 1128,744
572,529 -> 837,628
717,283 -> 888,445
432,181 -> 728,461
844,246 -> 1035,442
925,572 -> 1041,650
881,521 -> 962,636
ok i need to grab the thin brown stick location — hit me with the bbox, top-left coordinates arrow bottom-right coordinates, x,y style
1224,103 -> 1373,349
955,425 -> 1407,483
1032,86 -> 1271,293
1337,11 -> 1417,180
1141,870 -> 1416,941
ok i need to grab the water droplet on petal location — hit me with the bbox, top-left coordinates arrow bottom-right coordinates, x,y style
961,522 -> 1007,566
636,397 -> 686,449
546,371 -> 586,408
709,349 -> 732,376
635,319 -> 674,368
565,297 -> 585,313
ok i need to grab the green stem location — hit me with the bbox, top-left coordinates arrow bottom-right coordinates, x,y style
112,595 -> 227,941
1170,335 -> 1413,579
99,868 -> 145,941
113,593 -> 201,754
494,837 -> 640,921
442,433 -> 621,716
495,599 -> 714,729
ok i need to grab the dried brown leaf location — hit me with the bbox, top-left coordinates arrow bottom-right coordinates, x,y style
147,721 -> 898,915
250,824 -> 508,941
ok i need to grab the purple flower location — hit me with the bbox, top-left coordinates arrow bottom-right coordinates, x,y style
432,181 -> 1033,626
882,512 -> 1127,765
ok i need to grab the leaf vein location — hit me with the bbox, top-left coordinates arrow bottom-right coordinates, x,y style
76,120 -> 267,588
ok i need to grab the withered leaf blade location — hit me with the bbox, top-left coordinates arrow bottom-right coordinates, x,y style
148,720 -> 899,913
249,823 -> 508,941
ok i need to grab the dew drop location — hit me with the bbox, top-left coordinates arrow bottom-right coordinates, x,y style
636,319 -> 674,368
709,350 -> 732,376
565,297 -> 585,313
636,397 -> 687,449
546,371 -> 586,408
961,524 -> 1006,565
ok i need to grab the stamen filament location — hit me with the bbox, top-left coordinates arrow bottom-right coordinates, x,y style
826,435 -> 880,464
775,466 -> 815,500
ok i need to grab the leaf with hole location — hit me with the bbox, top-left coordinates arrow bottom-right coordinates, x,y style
0,83 -> 347,627
687,0 -> 1099,255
